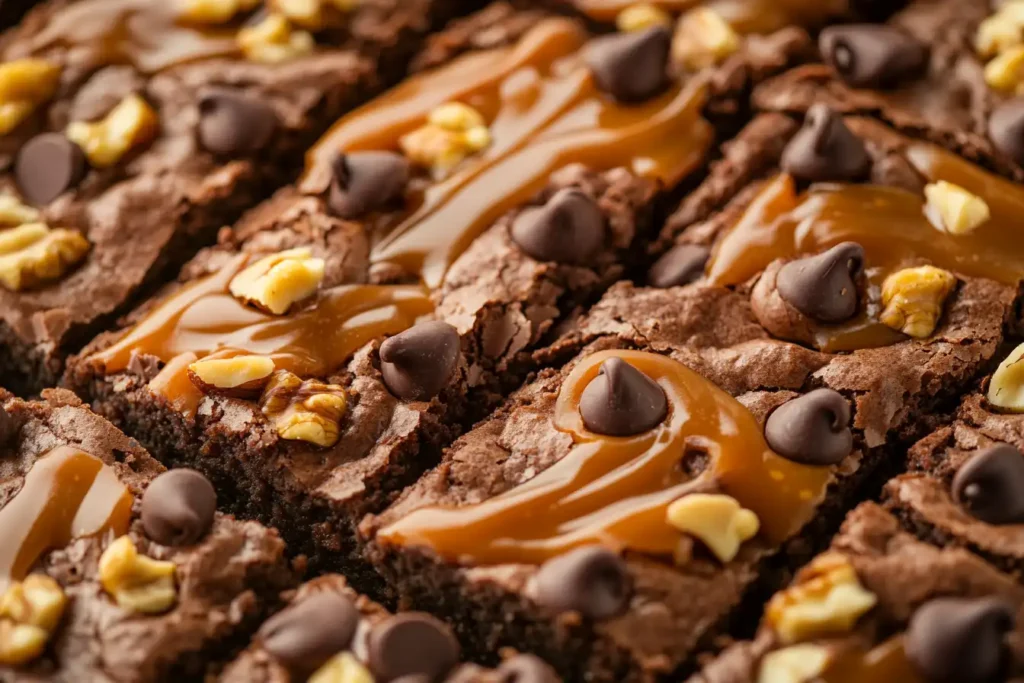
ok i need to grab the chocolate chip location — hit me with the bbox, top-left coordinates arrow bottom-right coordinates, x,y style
328,151 -> 410,219
776,242 -> 865,323
849,0 -> 909,21
15,133 -> 87,205
197,88 -> 277,156
259,592 -> 360,676
819,25 -> 928,89
380,321 -> 461,402
780,105 -> 871,183
510,188 -> 605,265
496,654 -> 558,683
532,546 -> 631,620
367,613 -> 460,682
579,357 -> 667,436
586,26 -> 671,103
140,469 -> 217,546
906,597 -> 1014,683
764,389 -> 852,466
648,244 -> 710,288
952,444 -> 1024,525
988,98 -> 1024,167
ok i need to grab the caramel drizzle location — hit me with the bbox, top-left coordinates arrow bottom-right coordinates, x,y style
0,446 -> 133,590
302,18 -> 712,288
378,350 -> 829,565
819,636 -> 923,683
572,0 -> 847,33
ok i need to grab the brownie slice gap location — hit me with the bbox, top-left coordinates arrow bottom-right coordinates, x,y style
0,388 -> 298,681
688,502 -> 1024,683
0,0 -> 480,395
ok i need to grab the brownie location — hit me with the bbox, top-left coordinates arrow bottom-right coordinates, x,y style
0,388 -> 297,681
689,502 -> 1024,683
0,0 -> 476,395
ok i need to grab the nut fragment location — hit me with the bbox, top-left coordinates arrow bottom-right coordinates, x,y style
665,493 -> 759,563
0,59 -> 61,135
924,181 -> 990,235
399,102 -> 491,179
766,553 -> 877,644
270,0 -> 357,28
0,225 -> 90,291
976,2 -> 1024,58
0,575 -> 67,665
756,644 -> 831,683
238,14 -> 315,64
879,265 -> 957,338
179,0 -> 259,23
99,536 -> 177,614
985,44 -> 1024,92
671,7 -> 740,72
229,247 -> 325,315
260,370 -> 348,447
187,355 -> 276,396
308,651 -> 374,683
66,93 -> 158,168
0,194 -> 40,226
988,342 -> 1024,413
616,3 -> 671,32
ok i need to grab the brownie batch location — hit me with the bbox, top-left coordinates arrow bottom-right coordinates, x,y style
4,0 -> 1024,681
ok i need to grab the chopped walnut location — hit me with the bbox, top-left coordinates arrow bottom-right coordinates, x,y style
228,247 -> 325,315
616,3 -> 671,32
666,493 -> 759,562
879,265 -> 957,338
259,370 -> 348,447
0,194 -> 40,226
0,575 -> 67,665
976,2 -> 1024,58
0,59 -> 61,135
988,342 -> 1024,413
238,14 -> 315,64
188,355 -> 276,396
924,181 -> 990,235
985,44 -> 1024,92
0,224 -> 90,291
308,651 -> 374,683
672,7 -> 740,72
399,102 -> 491,179
99,536 -> 177,614
757,644 -> 831,683
66,93 -> 159,167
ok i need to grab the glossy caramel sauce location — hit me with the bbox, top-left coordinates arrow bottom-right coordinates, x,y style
572,0 -> 847,34
819,637 -> 924,683
378,350 -> 830,565
0,446 -> 133,589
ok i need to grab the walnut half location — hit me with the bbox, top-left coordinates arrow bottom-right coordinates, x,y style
0,575 -> 67,665
228,247 -> 325,315
99,536 -> 177,614
0,224 -> 90,291
259,370 -> 348,447
879,265 -> 957,338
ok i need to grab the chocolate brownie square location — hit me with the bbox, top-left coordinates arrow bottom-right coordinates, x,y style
0,0 -> 475,395
0,388 -> 297,680
689,502 -> 1024,683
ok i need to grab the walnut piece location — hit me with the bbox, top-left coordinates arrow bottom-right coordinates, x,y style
0,575 -> 67,665
0,194 -> 40,227
238,14 -> 314,64
0,59 -> 61,135
985,44 -> 1024,92
672,7 -> 740,72
756,645 -> 831,683
665,493 -> 759,563
0,224 -> 90,291
976,2 -> 1024,58
99,536 -> 177,614
765,553 -> 876,644
879,265 -> 957,338
179,0 -> 260,23
988,342 -> 1024,413
270,0 -> 357,29
616,3 -> 671,32
66,93 -> 159,168
309,651 -> 374,683
187,355 -> 276,396
399,102 -> 491,179
229,247 -> 325,315
924,181 -> 990,235
259,370 -> 348,447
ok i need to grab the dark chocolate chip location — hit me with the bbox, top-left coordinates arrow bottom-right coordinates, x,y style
764,389 -> 852,466
510,188 -> 605,265
906,597 -> 1014,683
328,151 -> 410,219
952,444 -> 1024,525
819,25 -> 928,89
585,26 -> 671,103
367,613 -> 460,682
197,88 -> 277,156
140,469 -> 217,546
15,133 -> 87,205
776,242 -> 865,323
988,98 -> 1024,167
380,321 -> 461,402
532,546 -> 631,620
780,105 -> 871,183
648,244 -> 710,288
496,654 -> 558,683
259,592 -> 360,676
579,357 -> 667,436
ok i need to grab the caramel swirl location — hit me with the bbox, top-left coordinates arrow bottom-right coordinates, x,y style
0,446 -> 133,589
573,0 -> 846,33
378,350 -> 830,565
819,637 -> 923,683
302,18 -> 712,288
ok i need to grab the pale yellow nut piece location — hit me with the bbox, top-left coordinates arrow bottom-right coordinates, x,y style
0,194 -> 40,227
0,227 -> 90,291
260,370 -> 348,447
228,247 -> 325,315
766,553 -> 876,644
924,181 -> 990,235
309,651 -> 374,683
985,44 -> 1024,91
977,14 -> 1024,58
0,575 -> 67,632
401,102 -> 491,179
66,93 -> 158,168
666,493 -> 759,563
428,102 -> 485,132
988,341 -> 1024,413
0,622 -> 49,666
179,0 -> 260,24
616,3 -> 672,32
672,7 -> 740,72
756,645 -> 831,683
188,355 -> 276,393
99,536 -> 177,614
238,14 -> 315,64
0,101 -> 38,136
0,59 -> 61,107
879,265 -> 957,338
